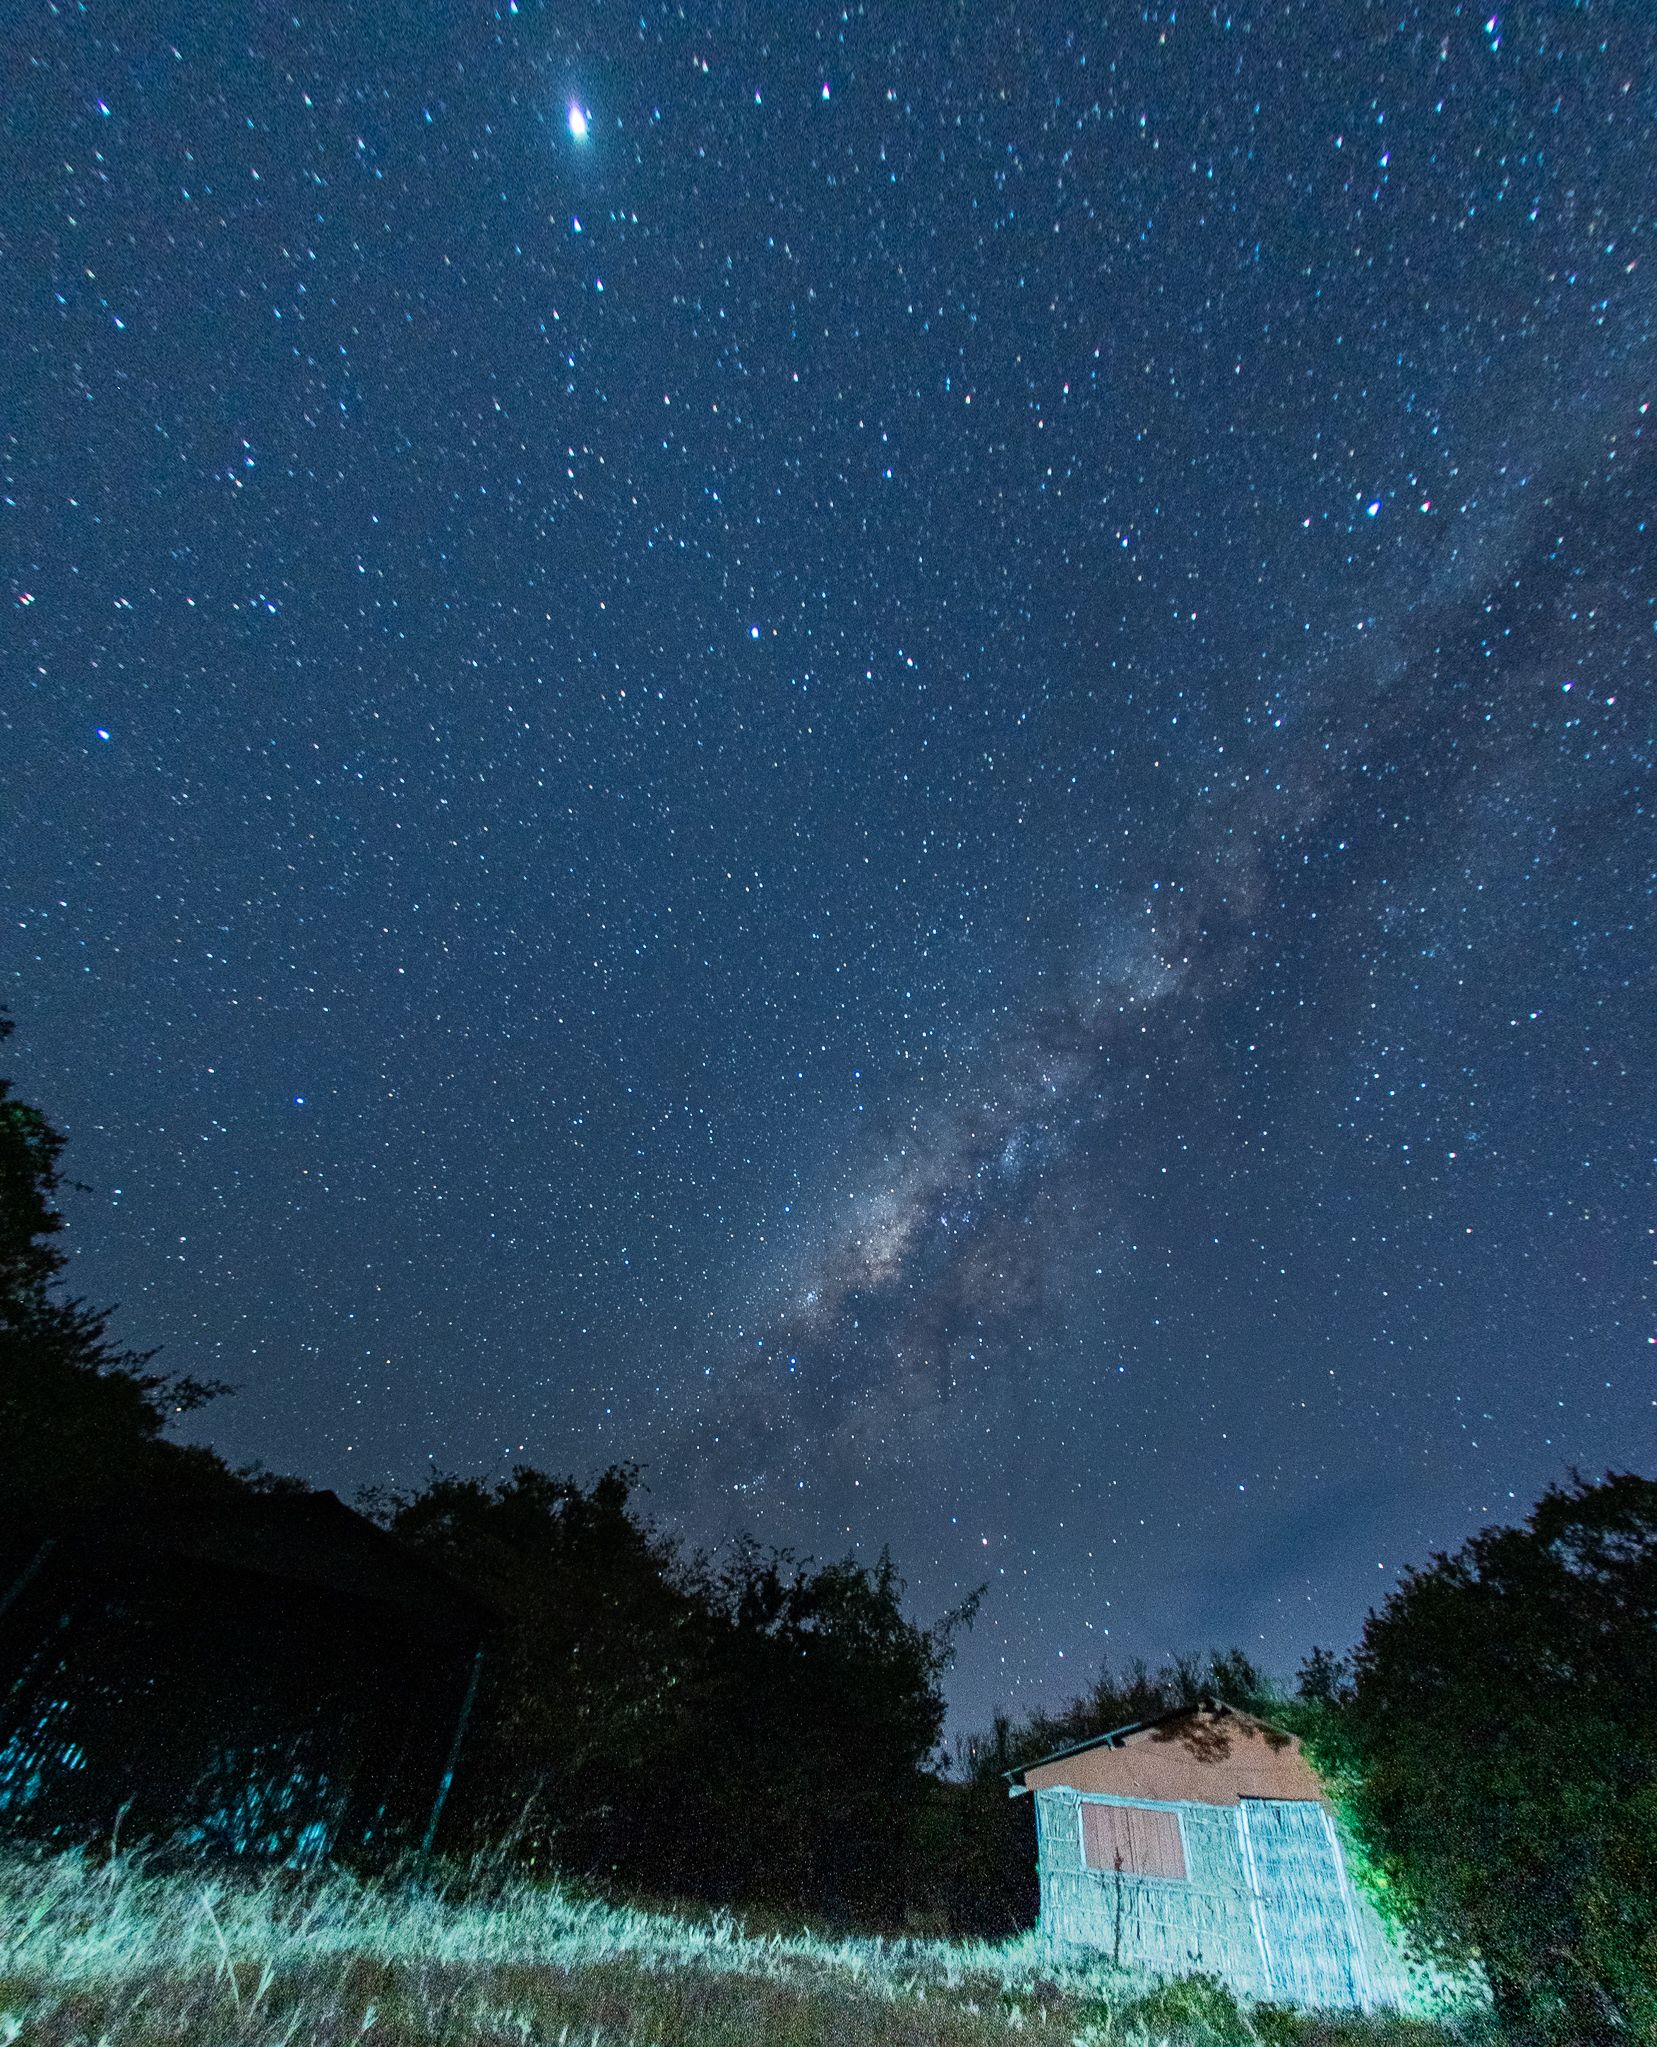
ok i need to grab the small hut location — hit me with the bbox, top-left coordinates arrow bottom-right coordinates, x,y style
1006,1699 -> 1419,2010
0,1488 -> 491,1865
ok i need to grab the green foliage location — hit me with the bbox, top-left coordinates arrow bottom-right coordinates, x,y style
1113,1970 -> 1252,2043
367,1462 -> 974,1924
1320,1471 -> 1657,2043
1255,2016 -> 1496,2047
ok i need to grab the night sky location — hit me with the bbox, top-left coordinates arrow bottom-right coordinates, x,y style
5,2 -> 1653,1730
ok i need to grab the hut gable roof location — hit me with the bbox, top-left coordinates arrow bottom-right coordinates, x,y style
1007,1698 -> 1326,1808
0,1488 -> 494,1862
4,1489 -> 494,1643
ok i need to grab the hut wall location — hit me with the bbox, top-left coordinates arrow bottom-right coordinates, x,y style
1034,1788 -> 1425,2012
1035,1788 -> 1271,1997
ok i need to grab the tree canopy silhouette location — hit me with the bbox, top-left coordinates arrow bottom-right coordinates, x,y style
0,1014 -> 235,1512
1317,1470 -> 1657,2044
368,1462 -> 976,1923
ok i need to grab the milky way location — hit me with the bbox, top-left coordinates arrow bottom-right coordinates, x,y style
5,2 -> 1653,1724
698,427 -> 1653,1518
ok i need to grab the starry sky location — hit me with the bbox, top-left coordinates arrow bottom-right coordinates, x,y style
5,1 -> 1654,1730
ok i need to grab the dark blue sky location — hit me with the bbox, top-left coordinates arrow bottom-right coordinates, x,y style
5,0 -> 1653,1728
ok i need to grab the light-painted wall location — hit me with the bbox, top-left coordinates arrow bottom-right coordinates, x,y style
1033,1787 -> 1423,2012
1036,1788 -> 1271,1995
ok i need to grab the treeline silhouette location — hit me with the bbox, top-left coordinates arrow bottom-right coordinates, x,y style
0,1014 -> 978,1924
359,1461 -> 977,1923
4,1017 -> 1656,2038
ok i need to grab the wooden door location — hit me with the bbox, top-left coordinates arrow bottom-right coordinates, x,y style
1236,1798 -> 1370,2010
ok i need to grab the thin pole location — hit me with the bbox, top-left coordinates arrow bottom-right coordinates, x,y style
420,1644 -> 483,1858
0,1538 -> 56,1625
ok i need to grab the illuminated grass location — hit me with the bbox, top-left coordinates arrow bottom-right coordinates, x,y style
0,1843 -> 1493,2046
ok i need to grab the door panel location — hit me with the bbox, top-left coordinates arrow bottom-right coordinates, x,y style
1237,1798 -> 1367,2009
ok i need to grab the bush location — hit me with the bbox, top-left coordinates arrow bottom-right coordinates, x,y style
1114,1972 -> 1251,2044
1321,1471 -> 1657,2043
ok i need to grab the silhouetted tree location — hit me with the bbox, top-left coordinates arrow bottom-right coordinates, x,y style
361,1463 -> 701,1876
369,1461 -> 974,1924
1294,1643 -> 1352,1708
929,1708 -> 1039,1936
0,1014 -> 234,1512
685,1540 -> 977,1922
987,1645 -> 1275,1773
1316,1471 -> 1657,2044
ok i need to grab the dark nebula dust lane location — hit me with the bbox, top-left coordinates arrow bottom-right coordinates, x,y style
4,2 -> 1653,1725
692,426 -> 1653,1476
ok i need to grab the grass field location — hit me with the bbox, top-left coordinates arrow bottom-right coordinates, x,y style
0,1842 -> 1494,2047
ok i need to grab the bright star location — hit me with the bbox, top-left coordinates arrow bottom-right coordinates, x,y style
567,102 -> 589,141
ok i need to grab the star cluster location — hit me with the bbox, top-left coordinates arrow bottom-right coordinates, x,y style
5,1 -> 1653,1725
